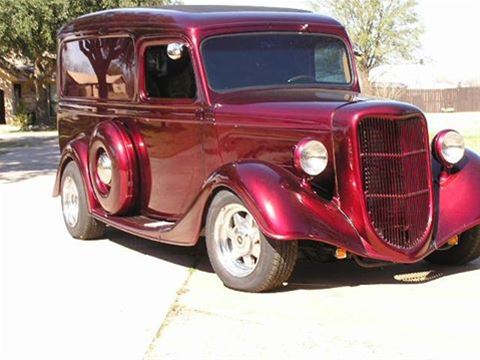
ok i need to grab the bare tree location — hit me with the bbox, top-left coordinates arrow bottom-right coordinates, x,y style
310,0 -> 423,92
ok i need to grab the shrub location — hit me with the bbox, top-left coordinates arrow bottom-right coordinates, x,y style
12,102 -> 34,131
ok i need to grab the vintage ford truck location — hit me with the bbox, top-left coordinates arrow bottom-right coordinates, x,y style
54,6 -> 480,292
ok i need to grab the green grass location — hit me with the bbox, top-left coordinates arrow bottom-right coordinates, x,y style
465,135 -> 480,153
0,125 -> 20,134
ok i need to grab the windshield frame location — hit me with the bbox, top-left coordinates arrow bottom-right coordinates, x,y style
200,31 -> 356,95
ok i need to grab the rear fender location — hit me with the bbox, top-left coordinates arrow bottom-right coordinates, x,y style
52,135 -> 99,211
433,149 -> 480,247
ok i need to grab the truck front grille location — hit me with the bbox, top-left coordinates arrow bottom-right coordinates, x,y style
358,116 -> 432,249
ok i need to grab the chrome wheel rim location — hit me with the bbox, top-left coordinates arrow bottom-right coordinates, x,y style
62,175 -> 79,227
213,203 -> 262,278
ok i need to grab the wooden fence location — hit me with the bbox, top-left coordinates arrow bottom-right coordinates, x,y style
394,87 -> 480,113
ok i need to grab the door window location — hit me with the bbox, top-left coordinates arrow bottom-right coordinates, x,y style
143,44 -> 196,99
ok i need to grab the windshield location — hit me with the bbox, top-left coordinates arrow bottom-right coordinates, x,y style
201,33 -> 353,92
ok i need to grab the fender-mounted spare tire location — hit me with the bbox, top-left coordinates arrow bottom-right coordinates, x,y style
88,120 -> 137,215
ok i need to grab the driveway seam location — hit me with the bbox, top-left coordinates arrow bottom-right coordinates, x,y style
143,257 -> 200,360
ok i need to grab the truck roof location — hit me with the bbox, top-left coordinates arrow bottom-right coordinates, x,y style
59,6 -> 342,36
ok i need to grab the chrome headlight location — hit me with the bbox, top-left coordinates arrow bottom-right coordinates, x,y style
433,130 -> 465,167
294,138 -> 329,176
97,151 -> 113,185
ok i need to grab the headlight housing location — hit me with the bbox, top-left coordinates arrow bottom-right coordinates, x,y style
294,138 -> 329,176
432,130 -> 465,167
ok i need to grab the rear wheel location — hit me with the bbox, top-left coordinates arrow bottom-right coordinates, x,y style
61,161 -> 106,240
205,191 -> 298,292
426,226 -> 480,265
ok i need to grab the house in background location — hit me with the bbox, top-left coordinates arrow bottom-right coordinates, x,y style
0,57 -> 56,125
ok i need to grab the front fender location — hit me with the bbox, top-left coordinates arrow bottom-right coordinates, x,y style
433,149 -> 480,247
206,160 -> 367,254
52,135 -> 99,211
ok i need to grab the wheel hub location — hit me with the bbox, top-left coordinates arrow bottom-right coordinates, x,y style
97,151 -> 112,185
213,204 -> 262,278
62,175 -> 80,227
233,233 -> 252,257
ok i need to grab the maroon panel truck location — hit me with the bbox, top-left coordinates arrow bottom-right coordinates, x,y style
53,6 -> 480,292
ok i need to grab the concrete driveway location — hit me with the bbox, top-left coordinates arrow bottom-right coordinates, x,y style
1,129 -> 480,360
0,132 -> 196,360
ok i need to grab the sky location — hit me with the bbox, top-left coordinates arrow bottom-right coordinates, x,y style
183,0 -> 480,83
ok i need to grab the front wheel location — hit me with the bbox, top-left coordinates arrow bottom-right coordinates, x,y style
426,226 -> 480,265
205,191 -> 298,292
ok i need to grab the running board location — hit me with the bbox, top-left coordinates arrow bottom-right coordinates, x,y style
92,213 -> 176,242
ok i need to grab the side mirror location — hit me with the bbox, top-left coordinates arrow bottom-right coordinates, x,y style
353,44 -> 363,58
166,42 -> 186,60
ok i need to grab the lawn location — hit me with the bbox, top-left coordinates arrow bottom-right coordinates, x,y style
465,135 -> 480,153
426,112 -> 479,154
0,125 -> 20,134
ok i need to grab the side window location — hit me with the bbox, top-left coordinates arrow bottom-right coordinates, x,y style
314,38 -> 352,84
61,37 -> 135,100
144,44 -> 196,99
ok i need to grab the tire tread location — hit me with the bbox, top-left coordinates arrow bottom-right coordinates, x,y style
256,240 -> 298,292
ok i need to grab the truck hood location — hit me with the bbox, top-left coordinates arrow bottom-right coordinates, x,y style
212,88 -> 364,129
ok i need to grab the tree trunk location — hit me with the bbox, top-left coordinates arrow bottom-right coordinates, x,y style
33,58 -> 51,126
95,69 -> 109,100
358,68 -> 372,95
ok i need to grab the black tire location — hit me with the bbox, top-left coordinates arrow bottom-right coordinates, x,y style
205,191 -> 298,292
426,226 -> 480,265
61,161 -> 106,240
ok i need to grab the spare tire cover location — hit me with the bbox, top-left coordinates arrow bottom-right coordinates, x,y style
88,121 -> 137,215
